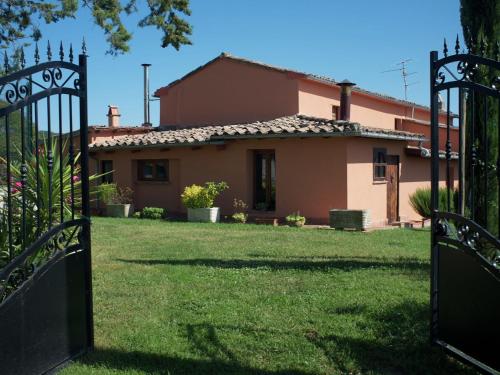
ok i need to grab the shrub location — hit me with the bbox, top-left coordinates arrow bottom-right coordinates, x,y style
132,211 -> 141,219
181,181 -> 228,209
232,212 -> 247,223
95,184 -> 133,205
232,198 -> 248,223
286,212 -> 306,227
96,183 -> 117,205
141,207 -> 167,220
409,187 -> 455,219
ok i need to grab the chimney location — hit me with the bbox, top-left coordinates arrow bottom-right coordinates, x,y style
142,63 -> 152,126
337,79 -> 356,121
107,105 -> 120,127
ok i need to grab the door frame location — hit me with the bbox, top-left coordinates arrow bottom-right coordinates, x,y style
386,154 -> 400,224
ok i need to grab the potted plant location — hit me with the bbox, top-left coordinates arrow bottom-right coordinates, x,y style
181,181 -> 228,223
232,198 -> 248,223
286,212 -> 306,227
100,183 -> 134,218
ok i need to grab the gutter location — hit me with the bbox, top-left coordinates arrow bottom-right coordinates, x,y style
90,130 -> 425,152
213,131 -> 424,142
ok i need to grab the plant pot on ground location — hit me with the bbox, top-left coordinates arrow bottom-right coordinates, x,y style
231,199 -> 248,223
286,212 -> 306,227
98,183 -> 134,218
181,181 -> 228,223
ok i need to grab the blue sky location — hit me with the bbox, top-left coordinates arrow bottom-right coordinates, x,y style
36,0 -> 463,126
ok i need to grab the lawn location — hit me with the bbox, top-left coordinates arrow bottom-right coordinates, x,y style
62,218 -> 476,375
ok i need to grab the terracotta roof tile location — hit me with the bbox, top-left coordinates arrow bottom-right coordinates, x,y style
89,115 -> 425,151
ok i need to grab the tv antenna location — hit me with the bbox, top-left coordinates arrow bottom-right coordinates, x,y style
381,59 -> 419,101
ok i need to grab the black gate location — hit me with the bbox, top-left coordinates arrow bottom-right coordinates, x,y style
430,39 -> 500,374
0,42 -> 93,374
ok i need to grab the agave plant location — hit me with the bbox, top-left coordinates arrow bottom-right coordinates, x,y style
0,137 -> 101,265
409,187 -> 456,219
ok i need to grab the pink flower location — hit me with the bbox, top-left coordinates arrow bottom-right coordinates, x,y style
15,182 -> 22,188
72,175 -> 80,182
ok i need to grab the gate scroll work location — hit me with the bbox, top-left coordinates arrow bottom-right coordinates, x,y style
0,42 -> 93,374
430,39 -> 500,374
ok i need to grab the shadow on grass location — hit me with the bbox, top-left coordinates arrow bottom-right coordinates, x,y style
73,302 -> 475,375
117,256 -> 429,273
75,347 -> 313,375
307,301 -> 475,375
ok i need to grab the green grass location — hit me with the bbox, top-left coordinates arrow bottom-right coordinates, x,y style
61,218 -> 476,375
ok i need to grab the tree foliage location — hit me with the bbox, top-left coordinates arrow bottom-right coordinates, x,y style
460,0 -> 499,235
0,0 -> 192,55
460,0 -> 499,49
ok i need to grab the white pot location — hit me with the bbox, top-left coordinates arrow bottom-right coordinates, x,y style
187,207 -> 220,223
106,203 -> 133,218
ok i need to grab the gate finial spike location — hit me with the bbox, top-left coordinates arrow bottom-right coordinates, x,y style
59,41 -> 64,61
443,38 -> 448,57
3,51 -> 9,74
20,47 -> 26,69
34,42 -> 40,65
455,34 -> 460,54
81,37 -> 87,55
47,40 -> 52,61
69,43 -> 74,63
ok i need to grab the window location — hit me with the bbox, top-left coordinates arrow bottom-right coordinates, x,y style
138,160 -> 169,181
373,148 -> 387,181
254,150 -> 276,211
332,105 -> 340,121
101,160 -> 113,183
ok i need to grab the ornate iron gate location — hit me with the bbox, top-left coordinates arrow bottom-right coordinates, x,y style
0,41 -> 93,374
430,39 -> 500,374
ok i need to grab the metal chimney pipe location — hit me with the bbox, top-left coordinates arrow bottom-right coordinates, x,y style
142,63 -> 152,126
337,79 -> 356,121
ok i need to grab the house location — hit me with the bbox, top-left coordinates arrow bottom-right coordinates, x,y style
89,53 -> 458,226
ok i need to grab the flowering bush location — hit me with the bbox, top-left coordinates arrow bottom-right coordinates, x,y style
181,181 -> 228,209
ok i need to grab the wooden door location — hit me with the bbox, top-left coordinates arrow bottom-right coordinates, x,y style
386,155 -> 399,224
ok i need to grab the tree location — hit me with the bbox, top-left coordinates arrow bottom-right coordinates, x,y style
460,0 -> 499,235
0,0 -> 192,55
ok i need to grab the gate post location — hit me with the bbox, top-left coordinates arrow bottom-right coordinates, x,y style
78,52 -> 94,350
429,50 -> 439,344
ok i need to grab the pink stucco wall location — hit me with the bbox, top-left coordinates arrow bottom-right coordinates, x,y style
156,56 -> 444,132
158,59 -> 299,126
345,137 -> 457,226
91,137 -> 348,223
297,80 -> 448,130
400,118 -> 459,151
91,135 -> 452,226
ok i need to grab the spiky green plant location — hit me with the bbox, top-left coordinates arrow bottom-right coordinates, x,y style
409,187 -> 455,219
0,137 -> 101,267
